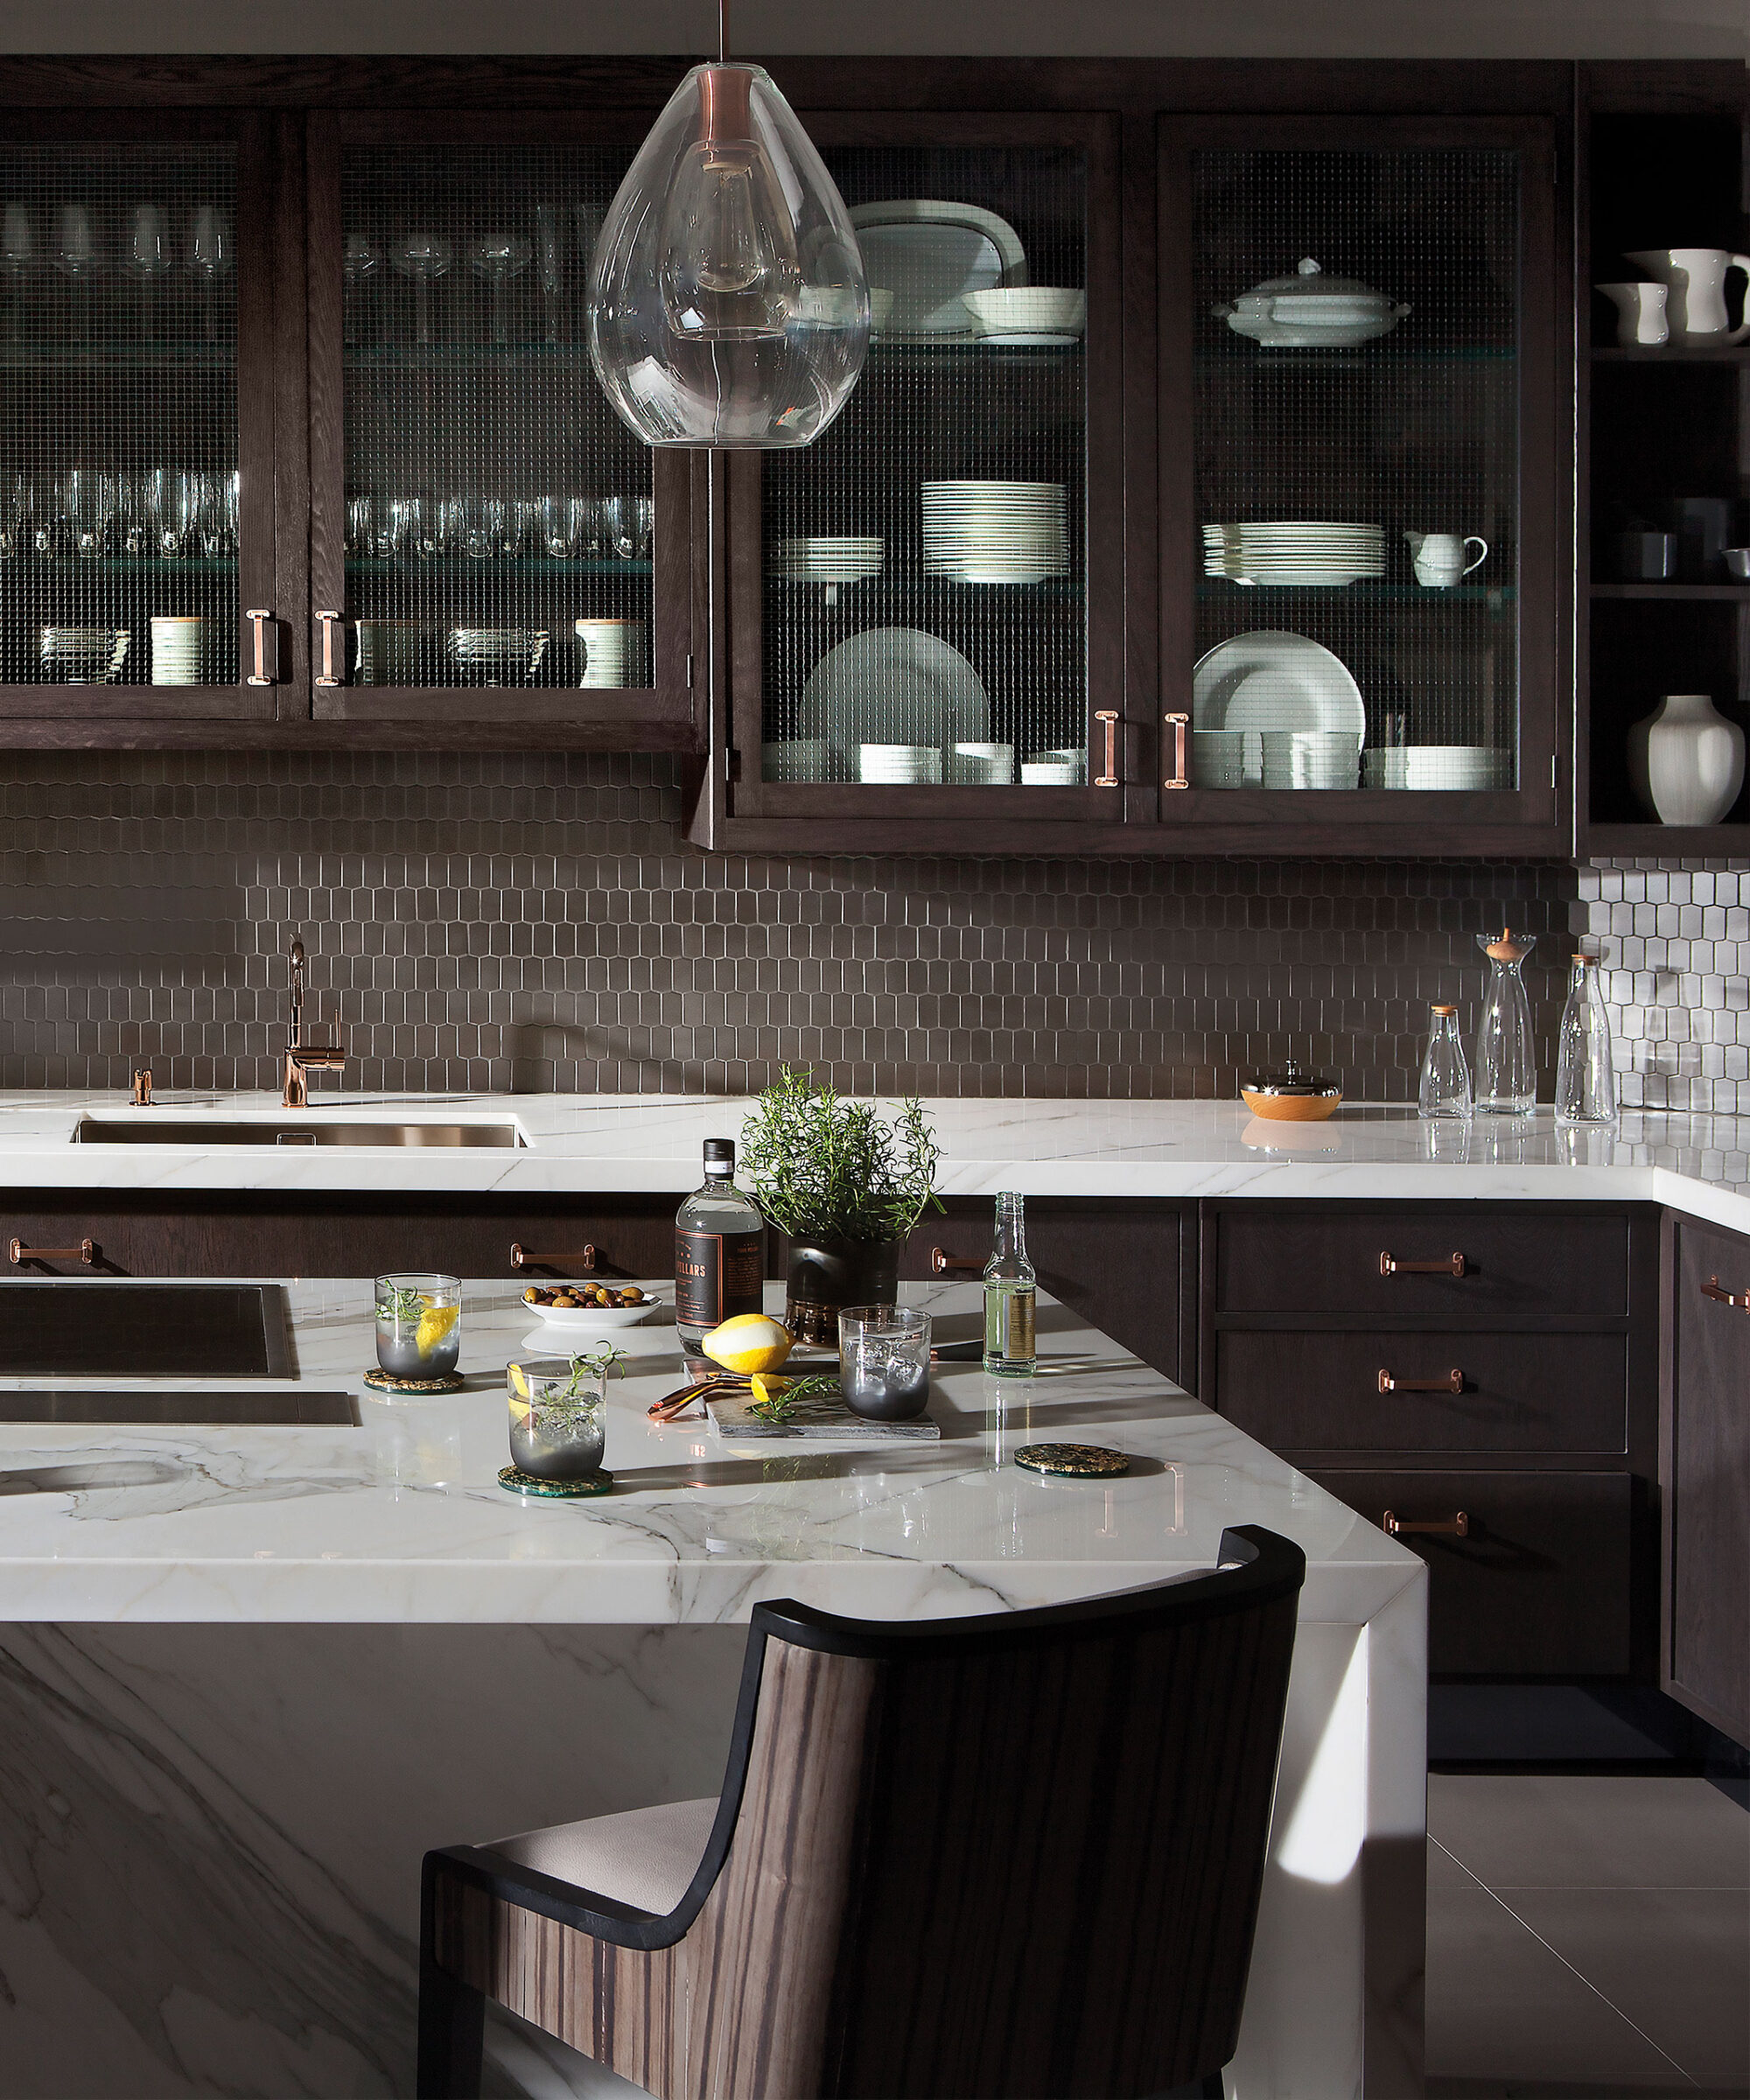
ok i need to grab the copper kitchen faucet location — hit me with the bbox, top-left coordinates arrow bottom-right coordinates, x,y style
283,938 -> 346,1108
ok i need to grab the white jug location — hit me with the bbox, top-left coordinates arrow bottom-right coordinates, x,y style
1624,249 -> 1750,346
1405,530 -> 1488,587
1595,281 -> 1669,346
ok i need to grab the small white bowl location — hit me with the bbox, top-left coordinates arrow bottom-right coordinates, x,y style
522,1298 -> 659,1333
962,287 -> 1086,337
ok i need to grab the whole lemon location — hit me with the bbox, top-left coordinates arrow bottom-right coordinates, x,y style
702,1313 -> 794,1376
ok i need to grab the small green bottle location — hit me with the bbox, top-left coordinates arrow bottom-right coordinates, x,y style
983,1190 -> 1037,1376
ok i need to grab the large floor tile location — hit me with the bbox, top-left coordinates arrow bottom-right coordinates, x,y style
1430,1774 -> 1750,1891
1427,1884 -> 1695,2095
1504,1886 -> 1750,2089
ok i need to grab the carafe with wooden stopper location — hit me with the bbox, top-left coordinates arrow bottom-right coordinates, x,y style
1474,928 -> 1537,1116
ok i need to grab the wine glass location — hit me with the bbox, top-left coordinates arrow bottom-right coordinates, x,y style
342,230 -> 382,346
186,205 -> 233,343
468,230 -> 530,346
0,202 -> 32,340
122,204 -> 172,340
52,204 -> 101,344
393,230 -> 453,347
533,202 -> 564,342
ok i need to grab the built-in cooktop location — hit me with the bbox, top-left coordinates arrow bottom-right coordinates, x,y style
0,1284 -> 290,1378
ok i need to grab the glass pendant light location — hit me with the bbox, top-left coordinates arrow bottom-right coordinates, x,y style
587,2 -> 868,448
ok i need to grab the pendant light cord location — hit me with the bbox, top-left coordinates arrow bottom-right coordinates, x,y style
718,0 -> 729,62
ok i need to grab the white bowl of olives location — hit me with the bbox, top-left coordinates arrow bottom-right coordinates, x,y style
520,1282 -> 659,1330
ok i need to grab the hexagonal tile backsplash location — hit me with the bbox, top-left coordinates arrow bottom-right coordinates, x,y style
0,749 -> 1601,1101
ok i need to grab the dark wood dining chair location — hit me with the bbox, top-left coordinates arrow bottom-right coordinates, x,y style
419,1522 -> 1306,2100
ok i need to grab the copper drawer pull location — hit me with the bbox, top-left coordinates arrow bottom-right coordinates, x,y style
1383,1509 -> 1469,1538
1095,710 -> 1121,788
1378,1368 -> 1464,1394
1379,1250 -> 1466,1278
9,1236 -> 94,1265
1164,710 -> 1190,791
931,1248 -> 982,1275
1702,1275 -> 1750,1312
315,610 -> 346,688
509,1242 -> 596,1272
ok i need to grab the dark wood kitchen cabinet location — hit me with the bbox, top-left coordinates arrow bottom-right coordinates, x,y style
1663,1211 -> 1750,1745
1201,1200 -> 1662,1678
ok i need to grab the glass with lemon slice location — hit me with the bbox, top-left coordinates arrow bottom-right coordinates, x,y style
374,1273 -> 462,1381
507,1356 -> 607,1483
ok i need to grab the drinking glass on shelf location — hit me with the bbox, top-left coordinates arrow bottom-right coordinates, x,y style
0,202 -> 32,341
392,229 -> 453,346
199,467 -> 239,558
345,491 -> 374,559
122,203 -> 172,340
468,230 -> 531,345
534,201 -> 564,341
159,466 -> 205,556
59,466 -> 119,558
460,494 -> 509,560
598,494 -> 653,561
342,230 -> 382,346
186,205 -> 233,342
0,472 -> 31,558
536,493 -> 573,559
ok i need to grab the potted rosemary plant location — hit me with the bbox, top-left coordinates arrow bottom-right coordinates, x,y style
738,1068 -> 942,1344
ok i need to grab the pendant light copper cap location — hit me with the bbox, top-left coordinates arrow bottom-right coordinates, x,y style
698,63 -> 753,145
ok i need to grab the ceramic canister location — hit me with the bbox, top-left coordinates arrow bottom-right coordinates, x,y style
1628,693 -> 1746,827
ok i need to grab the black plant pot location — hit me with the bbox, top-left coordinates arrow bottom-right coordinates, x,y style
783,1235 -> 903,1347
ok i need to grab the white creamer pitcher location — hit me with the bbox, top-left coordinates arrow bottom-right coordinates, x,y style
1624,248 -> 1750,345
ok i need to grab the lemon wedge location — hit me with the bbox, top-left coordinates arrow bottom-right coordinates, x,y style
508,1362 -> 530,1399
415,1302 -> 458,1357
748,1373 -> 786,1410
702,1313 -> 794,1376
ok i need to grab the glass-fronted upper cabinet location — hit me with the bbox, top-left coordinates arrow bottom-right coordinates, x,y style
720,115 -> 1124,832
306,116 -> 694,738
0,113 -> 277,724
1162,117 -> 1562,849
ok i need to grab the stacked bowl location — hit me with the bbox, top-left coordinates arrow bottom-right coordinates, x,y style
921,481 -> 1070,584
573,618 -> 648,689
1203,522 -> 1387,587
858,743 -> 942,784
960,288 -> 1086,346
150,614 -> 228,686
948,740 -> 1015,784
771,536 -> 884,585
1362,745 -> 1512,791
1261,730 -> 1361,789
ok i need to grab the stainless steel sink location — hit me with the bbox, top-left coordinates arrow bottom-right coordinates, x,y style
74,1117 -> 524,1148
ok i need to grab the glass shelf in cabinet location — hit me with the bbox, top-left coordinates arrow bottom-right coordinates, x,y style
344,340 -> 596,365
1193,344 -> 1517,369
866,338 -> 1084,360
0,342 -> 236,369
1195,581 -> 1515,605
344,556 -> 653,578
763,574 -> 1084,605
6,555 -> 239,573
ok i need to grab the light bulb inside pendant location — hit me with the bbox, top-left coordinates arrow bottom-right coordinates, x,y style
589,56 -> 867,448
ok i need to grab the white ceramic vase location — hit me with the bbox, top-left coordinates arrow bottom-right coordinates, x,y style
1627,693 -> 1746,827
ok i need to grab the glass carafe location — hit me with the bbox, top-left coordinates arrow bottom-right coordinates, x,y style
1418,1004 -> 1473,1119
1554,953 -> 1617,1126
1473,929 -> 1537,1116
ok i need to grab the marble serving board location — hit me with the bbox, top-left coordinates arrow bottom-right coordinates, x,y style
706,1390 -> 942,1438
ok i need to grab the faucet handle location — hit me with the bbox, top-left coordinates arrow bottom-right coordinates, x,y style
130,1068 -> 153,1107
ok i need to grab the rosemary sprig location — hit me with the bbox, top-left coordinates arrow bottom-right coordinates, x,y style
746,1371 -> 841,1424
383,1284 -> 427,1326
566,1344 -> 628,1396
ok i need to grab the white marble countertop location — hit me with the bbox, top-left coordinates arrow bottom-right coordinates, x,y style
0,1278 -> 1420,1627
4,1088 -> 1750,1236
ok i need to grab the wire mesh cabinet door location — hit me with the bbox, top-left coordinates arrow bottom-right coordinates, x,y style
305,113 -> 697,746
1158,114 -> 1566,854
715,111 -> 1130,844
0,109 -> 282,732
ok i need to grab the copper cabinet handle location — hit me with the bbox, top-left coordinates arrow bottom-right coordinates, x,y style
247,608 -> 280,686
509,1242 -> 597,1273
1164,710 -> 1190,791
315,610 -> 346,688
1378,1368 -> 1464,1394
930,1247 -> 983,1275
1383,1509 -> 1469,1538
9,1237 -> 94,1265
1379,1250 -> 1466,1278
1094,710 -> 1121,788
1702,1275 -> 1750,1312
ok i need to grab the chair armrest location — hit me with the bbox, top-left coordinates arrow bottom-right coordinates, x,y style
425,1841 -> 698,1953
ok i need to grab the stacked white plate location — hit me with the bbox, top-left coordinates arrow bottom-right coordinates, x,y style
948,740 -> 1014,784
1203,522 -> 1387,587
1021,746 -> 1087,786
574,618 -> 647,689
1362,745 -> 1512,791
150,615 -> 226,686
858,743 -> 942,784
922,481 -> 1070,584
1262,729 -> 1361,789
763,739 -> 831,783
1192,729 -> 1250,789
771,536 -> 885,584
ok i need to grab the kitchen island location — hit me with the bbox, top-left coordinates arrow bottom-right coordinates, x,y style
0,1277 -> 1424,2100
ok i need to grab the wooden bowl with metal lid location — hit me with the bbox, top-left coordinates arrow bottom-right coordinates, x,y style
1239,1056 -> 1344,1122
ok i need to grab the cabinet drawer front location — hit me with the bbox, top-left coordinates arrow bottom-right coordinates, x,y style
1307,1468 -> 1633,1676
1218,1330 -> 1628,1454
1215,1207 -> 1629,1319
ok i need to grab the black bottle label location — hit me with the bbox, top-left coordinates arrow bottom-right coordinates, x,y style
675,1228 -> 764,1329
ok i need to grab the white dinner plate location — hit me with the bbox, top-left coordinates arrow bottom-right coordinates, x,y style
852,200 -> 1027,339
799,626 -> 990,774
1193,632 -> 1366,764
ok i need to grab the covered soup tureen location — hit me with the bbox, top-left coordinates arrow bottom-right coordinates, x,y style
1214,256 -> 1411,346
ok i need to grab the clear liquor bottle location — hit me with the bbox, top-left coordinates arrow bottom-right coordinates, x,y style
1418,1004 -> 1473,1119
983,1190 -> 1038,1377
1554,954 -> 1617,1126
674,1138 -> 766,1354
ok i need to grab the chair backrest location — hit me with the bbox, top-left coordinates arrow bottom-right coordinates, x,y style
697,1522 -> 1305,2100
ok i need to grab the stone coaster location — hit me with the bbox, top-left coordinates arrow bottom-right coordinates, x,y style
498,1466 -> 614,1498
707,1391 -> 940,1439
1014,1443 -> 1130,1479
363,1368 -> 466,1395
